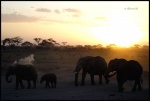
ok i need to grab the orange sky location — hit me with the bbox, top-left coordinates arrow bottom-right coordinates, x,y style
1,1 -> 149,47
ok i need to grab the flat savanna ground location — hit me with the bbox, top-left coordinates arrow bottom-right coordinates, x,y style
1,48 -> 149,100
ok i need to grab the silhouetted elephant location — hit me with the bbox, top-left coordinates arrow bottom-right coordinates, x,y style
104,58 -> 143,92
73,56 -> 109,86
40,73 -> 57,88
5,64 -> 38,90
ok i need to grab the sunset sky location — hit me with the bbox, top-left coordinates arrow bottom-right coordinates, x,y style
1,1 -> 149,47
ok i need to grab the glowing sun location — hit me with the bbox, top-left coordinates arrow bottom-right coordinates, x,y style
90,15 -> 142,47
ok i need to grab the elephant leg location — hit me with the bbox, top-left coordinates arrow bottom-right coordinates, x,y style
19,80 -> 25,89
98,74 -> 102,84
47,82 -> 50,88
51,82 -> 54,88
52,82 -> 56,88
81,71 -> 87,86
132,80 -> 138,92
103,74 -> 109,84
138,83 -> 142,91
33,80 -> 36,88
90,73 -> 95,85
137,80 -> 142,91
45,81 -> 49,88
16,78 -> 19,90
118,82 -> 124,92
27,80 -> 31,89
54,82 -> 56,88
33,79 -> 36,89
75,73 -> 79,86
117,78 -> 125,92
45,82 -> 47,88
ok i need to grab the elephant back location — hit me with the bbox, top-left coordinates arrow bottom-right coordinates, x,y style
41,73 -> 57,83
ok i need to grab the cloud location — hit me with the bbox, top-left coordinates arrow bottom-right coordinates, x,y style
30,6 -> 34,8
2,13 -> 39,23
35,8 -> 51,13
54,9 -> 60,14
1,12 -> 98,27
63,8 -> 81,13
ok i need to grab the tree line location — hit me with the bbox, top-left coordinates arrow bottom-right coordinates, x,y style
1,36 -> 149,50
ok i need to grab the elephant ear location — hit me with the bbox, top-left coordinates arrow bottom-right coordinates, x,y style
10,61 -> 19,72
74,57 -> 84,73
7,65 -> 15,75
109,59 -> 119,71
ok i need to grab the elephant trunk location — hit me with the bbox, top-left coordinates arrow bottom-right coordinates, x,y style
5,72 -> 12,83
75,73 -> 79,86
74,60 -> 83,86
74,66 -> 82,86
104,69 -> 109,77
104,70 -> 117,78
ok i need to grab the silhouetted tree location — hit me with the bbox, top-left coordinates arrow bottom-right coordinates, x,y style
39,39 -> 54,48
55,42 -> 60,47
106,44 -> 116,49
134,44 -> 140,49
62,42 -> 67,46
142,45 -> 149,49
66,45 -> 74,50
75,45 -> 84,50
84,45 -> 91,50
21,41 -> 33,47
11,36 -> 23,46
2,38 -> 12,46
91,45 -> 97,49
96,44 -> 103,49
47,38 -> 57,46
34,38 -> 42,45
2,36 -> 23,46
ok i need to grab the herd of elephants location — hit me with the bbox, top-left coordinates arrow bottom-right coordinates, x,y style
5,56 -> 143,92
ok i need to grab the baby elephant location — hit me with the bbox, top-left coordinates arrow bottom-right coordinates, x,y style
40,73 -> 57,88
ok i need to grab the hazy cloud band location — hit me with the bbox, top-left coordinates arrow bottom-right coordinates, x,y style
2,13 -> 99,27
35,8 -> 51,13
2,13 -> 39,23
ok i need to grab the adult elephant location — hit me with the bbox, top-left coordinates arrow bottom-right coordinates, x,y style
5,63 -> 38,90
73,56 -> 110,86
104,58 -> 143,92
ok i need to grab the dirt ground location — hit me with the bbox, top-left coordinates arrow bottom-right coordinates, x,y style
1,49 -> 149,100
1,67 -> 149,100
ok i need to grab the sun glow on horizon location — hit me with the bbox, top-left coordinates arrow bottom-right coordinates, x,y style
90,10 -> 143,47
91,25 -> 143,47
91,24 -> 143,47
